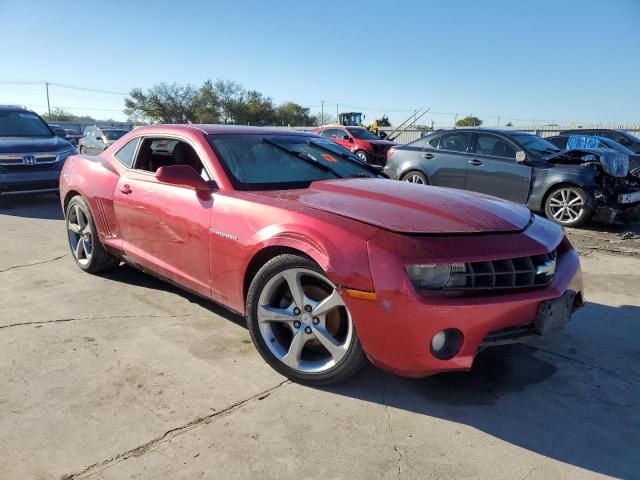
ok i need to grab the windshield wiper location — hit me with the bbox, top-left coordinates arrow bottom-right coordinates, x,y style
263,138 -> 342,179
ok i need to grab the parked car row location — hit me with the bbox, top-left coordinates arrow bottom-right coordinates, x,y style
59,124 -> 584,385
383,128 -> 640,227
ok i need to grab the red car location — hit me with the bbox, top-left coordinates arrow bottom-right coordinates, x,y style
59,125 -> 584,384
313,125 -> 396,165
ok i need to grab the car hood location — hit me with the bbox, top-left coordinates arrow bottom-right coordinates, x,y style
250,179 -> 532,234
0,135 -> 73,154
367,139 -> 396,146
545,148 -> 630,177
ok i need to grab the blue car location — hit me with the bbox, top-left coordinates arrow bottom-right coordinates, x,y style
0,105 -> 76,196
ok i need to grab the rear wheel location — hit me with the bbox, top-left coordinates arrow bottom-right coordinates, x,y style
66,195 -> 118,273
544,185 -> 593,227
401,170 -> 428,185
246,254 -> 367,385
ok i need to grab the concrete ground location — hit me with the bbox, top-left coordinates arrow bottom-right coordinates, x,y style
1,195 -> 639,480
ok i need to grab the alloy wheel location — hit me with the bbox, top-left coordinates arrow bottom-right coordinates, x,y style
67,203 -> 93,265
256,268 -> 353,373
404,173 -> 425,184
547,188 -> 585,224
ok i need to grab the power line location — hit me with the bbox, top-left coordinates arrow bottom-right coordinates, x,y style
0,80 -> 128,96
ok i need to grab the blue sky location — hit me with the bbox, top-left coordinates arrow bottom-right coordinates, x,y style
1,0 -> 638,126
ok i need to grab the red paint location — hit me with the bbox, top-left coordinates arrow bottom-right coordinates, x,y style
313,126 -> 396,164
60,124 -> 584,378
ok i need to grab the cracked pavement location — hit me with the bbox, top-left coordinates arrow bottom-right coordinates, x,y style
1,196 -> 639,479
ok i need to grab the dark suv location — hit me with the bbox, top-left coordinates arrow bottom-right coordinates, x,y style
0,105 -> 76,196
559,129 -> 640,154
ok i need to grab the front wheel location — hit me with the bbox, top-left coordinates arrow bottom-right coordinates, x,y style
66,195 -> 119,273
355,150 -> 371,163
544,185 -> 594,227
246,254 -> 368,385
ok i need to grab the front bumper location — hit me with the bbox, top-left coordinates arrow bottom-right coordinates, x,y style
0,164 -> 65,195
344,222 -> 584,378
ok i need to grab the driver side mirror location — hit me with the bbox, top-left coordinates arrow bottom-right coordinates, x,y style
342,135 -> 352,142
155,165 -> 213,192
515,151 -> 527,163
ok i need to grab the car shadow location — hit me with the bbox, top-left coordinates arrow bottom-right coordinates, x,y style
100,264 -> 247,330
0,194 -> 64,220
95,263 -> 639,477
315,301 -> 640,479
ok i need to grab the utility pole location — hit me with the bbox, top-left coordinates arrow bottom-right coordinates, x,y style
453,113 -> 458,126
336,104 -> 338,121
45,82 -> 51,116
497,116 -> 501,127
321,100 -> 324,126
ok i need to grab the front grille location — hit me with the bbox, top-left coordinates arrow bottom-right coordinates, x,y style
446,250 -> 557,292
0,153 -> 58,171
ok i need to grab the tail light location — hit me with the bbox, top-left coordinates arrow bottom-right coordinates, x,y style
387,147 -> 397,161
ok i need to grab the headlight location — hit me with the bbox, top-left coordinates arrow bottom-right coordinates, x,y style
56,148 -> 76,162
405,263 -> 467,290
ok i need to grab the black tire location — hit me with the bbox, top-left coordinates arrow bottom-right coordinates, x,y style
246,254 -> 368,385
544,185 -> 594,228
79,146 -> 85,154
401,170 -> 429,185
355,150 -> 371,164
65,195 -> 119,273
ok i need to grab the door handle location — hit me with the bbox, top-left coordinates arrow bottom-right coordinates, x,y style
120,184 -> 132,194
422,153 -> 435,159
468,159 -> 483,166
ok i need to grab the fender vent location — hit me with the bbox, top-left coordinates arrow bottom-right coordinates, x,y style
95,200 -> 113,238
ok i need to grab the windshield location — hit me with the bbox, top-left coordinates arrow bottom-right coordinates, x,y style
512,134 -> 561,157
103,130 -> 128,141
348,127 -> 379,140
208,134 -> 379,190
0,111 -> 52,137
621,131 -> 640,143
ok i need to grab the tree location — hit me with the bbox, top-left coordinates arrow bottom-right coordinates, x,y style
456,116 -> 483,127
197,79 -> 221,123
42,108 -> 95,122
311,112 -> 336,126
377,114 -> 391,127
213,79 -> 245,124
124,83 -> 201,123
236,90 -> 276,125
276,102 -> 312,126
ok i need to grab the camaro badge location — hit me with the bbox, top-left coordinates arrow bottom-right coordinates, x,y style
536,258 -> 556,277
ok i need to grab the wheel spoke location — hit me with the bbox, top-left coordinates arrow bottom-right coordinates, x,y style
312,325 -> 347,362
282,329 -> 307,369
83,239 -> 92,257
75,205 -> 86,229
549,198 -> 563,206
568,196 -> 583,206
74,238 -> 84,259
68,222 -> 81,234
258,305 -> 296,323
552,207 -> 564,219
312,290 -> 344,317
281,270 -> 305,309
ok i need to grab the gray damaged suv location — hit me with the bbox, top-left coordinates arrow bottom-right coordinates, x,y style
384,128 -> 640,227
0,105 -> 76,196
78,126 -> 128,155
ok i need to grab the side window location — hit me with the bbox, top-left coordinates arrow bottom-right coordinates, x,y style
133,138 -> 209,179
337,129 -> 349,140
319,129 -> 332,138
428,136 -> 440,149
439,132 -> 473,153
114,138 -> 140,168
475,134 -> 516,159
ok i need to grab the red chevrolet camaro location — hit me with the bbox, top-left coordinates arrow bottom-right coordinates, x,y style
59,125 -> 584,384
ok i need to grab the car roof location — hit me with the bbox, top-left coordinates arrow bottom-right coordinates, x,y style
0,104 -> 32,113
433,128 -> 531,136
131,124 -> 314,136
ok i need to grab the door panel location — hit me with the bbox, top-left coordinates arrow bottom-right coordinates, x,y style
113,170 -> 212,297
464,134 -> 532,203
422,132 -> 472,188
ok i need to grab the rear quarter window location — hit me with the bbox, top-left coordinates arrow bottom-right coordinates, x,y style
114,137 -> 140,167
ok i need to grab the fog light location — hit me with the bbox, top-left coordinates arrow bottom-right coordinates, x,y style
430,329 -> 463,360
